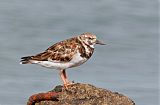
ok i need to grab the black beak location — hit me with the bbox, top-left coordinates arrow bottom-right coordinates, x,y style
96,39 -> 106,45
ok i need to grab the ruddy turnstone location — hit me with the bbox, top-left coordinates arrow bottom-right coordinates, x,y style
20,32 -> 105,88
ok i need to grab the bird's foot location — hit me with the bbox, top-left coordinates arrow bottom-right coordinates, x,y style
63,81 -> 74,89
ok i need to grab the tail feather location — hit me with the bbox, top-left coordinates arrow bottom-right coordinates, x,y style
20,56 -> 33,64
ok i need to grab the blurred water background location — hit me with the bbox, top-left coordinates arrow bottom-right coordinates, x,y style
0,0 -> 158,105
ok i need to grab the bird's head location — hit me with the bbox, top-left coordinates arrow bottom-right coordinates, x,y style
79,32 -> 106,48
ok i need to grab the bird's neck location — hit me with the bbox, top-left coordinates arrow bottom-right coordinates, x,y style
77,36 -> 94,59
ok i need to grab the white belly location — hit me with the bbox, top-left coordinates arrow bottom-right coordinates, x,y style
32,52 -> 87,70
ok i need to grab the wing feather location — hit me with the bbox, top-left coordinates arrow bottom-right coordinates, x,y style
31,37 -> 79,62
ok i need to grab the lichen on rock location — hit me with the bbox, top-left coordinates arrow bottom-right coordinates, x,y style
30,83 -> 135,105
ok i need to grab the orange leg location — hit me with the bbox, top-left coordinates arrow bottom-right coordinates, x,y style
60,69 -> 72,88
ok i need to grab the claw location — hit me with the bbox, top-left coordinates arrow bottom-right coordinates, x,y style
63,81 -> 74,89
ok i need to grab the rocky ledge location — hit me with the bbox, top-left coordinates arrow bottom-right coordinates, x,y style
27,83 -> 135,105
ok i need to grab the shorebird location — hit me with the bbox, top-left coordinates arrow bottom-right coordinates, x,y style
20,32 -> 105,88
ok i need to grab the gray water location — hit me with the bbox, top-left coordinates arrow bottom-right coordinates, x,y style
0,0 -> 158,105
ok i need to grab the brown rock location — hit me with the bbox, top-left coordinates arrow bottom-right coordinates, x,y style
32,83 -> 135,105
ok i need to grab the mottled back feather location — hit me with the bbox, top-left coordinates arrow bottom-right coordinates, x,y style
28,37 -> 80,62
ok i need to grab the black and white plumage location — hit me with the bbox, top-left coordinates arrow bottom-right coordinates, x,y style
20,32 -> 105,87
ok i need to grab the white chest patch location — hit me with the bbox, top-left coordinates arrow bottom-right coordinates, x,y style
31,52 -> 87,70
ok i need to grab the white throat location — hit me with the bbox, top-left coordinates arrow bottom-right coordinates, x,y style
89,44 -> 94,48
